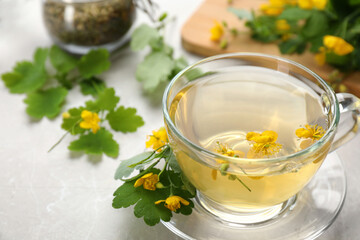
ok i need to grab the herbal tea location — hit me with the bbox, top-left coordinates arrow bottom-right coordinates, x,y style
168,66 -> 331,209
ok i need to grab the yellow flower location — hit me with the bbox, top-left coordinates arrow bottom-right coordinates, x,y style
260,1 -> 284,16
79,110 -> 100,133
298,0 -> 313,9
323,35 -> 354,56
246,130 -> 283,156
312,0 -> 327,9
285,0 -> 298,5
276,19 -> 291,32
296,124 -> 325,140
315,46 -> 326,66
134,173 -> 159,191
145,127 -> 168,151
298,0 -> 327,9
62,112 -> 70,119
155,196 -> 190,211
212,142 -> 245,180
210,21 -> 224,41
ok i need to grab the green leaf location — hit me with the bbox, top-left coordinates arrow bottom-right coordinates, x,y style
96,88 -> 120,111
24,87 -> 68,119
173,57 -> 188,73
326,51 -> 351,67
228,7 -> 253,20
329,0 -> 352,17
350,0 -> 360,5
34,48 -> 49,66
78,49 -> 111,78
86,88 -> 119,112
309,36 -> 324,52
68,128 -> 119,157
168,171 -> 183,188
2,61 -> 47,93
131,24 -> 160,51
350,24 -> 360,35
61,107 -> 86,135
114,152 -> 153,180
107,106 -> 145,133
133,189 -> 172,226
85,100 -> 101,112
79,77 -> 106,97
149,37 -> 174,56
49,45 -> 78,74
136,52 -> 175,92
279,8 -> 311,21
168,152 -> 182,173
279,37 -> 307,54
246,15 -> 279,42
55,73 -> 73,89
113,169 -> 173,226
181,173 -> 196,197
302,11 -> 328,39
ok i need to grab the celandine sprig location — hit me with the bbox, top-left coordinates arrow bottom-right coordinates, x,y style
112,127 -> 196,226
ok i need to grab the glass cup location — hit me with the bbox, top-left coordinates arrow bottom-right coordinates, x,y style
162,53 -> 359,239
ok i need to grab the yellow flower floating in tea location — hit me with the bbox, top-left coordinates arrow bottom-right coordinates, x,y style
296,124 -> 325,150
134,172 -> 159,191
211,126 -> 325,185
296,124 -> 325,140
145,127 -> 169,151
246,130 -> 283,156
155,196 -> 190,212
212,142 -> 245,181
79,110 -> 100,133
212,142 -> 251,191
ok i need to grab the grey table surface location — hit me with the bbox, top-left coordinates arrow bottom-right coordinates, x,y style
0,0 -> 359,239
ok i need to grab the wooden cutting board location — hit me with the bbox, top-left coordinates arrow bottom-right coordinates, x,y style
181,0 -> 360,96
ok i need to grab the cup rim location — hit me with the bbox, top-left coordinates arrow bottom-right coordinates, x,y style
162,52 -> 340,164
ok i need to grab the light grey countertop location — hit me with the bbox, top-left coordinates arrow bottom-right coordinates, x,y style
0,0 -> 359,239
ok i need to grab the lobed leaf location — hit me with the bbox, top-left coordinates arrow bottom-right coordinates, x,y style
113,169 -> 173,226
279,8 -> 311,21
61,107 -> 86,135
302,11 -> 329,39
24,87 -> 68,119
131,24 -> 160,51
2,61 -> 47,94
135,52 -> 175,92
85,88 -> 120,112
33,48 -> 49,66
49,45 -> 78,74
79,77 -> 106,97
68,128 -> 119,157
78,49 -> 111,79
114,152 -> 153,180
107,106 -> 145,133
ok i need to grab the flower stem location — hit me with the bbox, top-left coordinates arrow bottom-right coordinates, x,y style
48,131 -> 69,153
123,159 -> 160,182
236,176 -> 251,192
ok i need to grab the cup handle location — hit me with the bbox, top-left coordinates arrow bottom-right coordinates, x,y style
331,93 -> 360,151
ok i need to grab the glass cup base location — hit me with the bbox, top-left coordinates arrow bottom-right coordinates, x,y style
161,152 -> 346,240
196,191 -> 297,225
